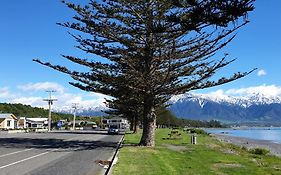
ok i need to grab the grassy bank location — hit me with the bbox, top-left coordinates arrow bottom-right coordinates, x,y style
112,129 -> 281,175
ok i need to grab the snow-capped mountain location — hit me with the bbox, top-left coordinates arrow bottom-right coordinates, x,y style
169,93 -> 281,108
53,92 -> 281,124
53,104 -> 108,116
169,93 -> 281,124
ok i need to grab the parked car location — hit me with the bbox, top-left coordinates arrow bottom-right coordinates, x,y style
107,125 -> 119,135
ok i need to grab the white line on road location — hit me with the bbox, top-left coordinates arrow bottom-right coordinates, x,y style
0,149 -> 34,158
0,135 -> 96,170
0,151 -> 49,169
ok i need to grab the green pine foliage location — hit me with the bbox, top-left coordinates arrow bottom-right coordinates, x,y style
34,0 -> 255,146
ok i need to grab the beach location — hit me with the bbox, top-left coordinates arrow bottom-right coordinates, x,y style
212,134 -> 281,157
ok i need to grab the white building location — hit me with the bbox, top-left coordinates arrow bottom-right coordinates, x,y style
102,117 -> 129,129
26,118 -> 48,129
0,113 -> 18,130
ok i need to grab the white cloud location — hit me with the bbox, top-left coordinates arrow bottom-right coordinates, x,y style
194,85 -> 281,99
4,92 -> 108,112
0,87 -> 11,99
11,97 -> 46,107
17,82 -> 65,94
207,89 -> 226,97
1,82 -> 110,111
257,69 -> 267,76
54,93 -> 108,109
0,81 -> 93,110
225,85 -> 281,97
3,82 -> 281,112
0,87 -> 18,99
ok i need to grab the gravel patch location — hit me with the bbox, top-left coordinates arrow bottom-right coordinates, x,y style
212,134 -> 281,157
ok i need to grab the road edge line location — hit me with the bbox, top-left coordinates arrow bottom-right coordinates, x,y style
105,134 -> 125,175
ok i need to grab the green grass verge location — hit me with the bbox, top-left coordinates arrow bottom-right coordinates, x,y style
113,129 -> 281,175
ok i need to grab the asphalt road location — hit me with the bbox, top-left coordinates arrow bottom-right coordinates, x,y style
0,131 -> 123,175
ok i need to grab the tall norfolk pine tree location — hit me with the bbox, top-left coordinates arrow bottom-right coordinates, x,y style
34,0 -> 255,146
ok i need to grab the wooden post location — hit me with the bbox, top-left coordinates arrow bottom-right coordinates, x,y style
193,135 -> 197,144
191,135 -> 197,144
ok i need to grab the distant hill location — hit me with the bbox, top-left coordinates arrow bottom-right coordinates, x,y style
0,103 -> 73,121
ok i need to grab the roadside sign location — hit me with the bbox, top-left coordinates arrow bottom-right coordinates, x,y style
57,121 -> 62,128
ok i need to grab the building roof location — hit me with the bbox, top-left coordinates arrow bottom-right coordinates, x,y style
68,120 -> 84,125
104,117 -> 127,120
0,113 -> 17,120
26,118 -> 48,125
26,118 -> 48,122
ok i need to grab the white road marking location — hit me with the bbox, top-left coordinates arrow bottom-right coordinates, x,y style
0,149 -> 34,158
0,134 -> 98,170
0,151 -> 49,169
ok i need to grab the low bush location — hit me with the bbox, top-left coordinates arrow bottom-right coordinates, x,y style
188,128 -> 208,135
228,143 -> 242,151
249,148 -> 270,155
241,146 -> 248,151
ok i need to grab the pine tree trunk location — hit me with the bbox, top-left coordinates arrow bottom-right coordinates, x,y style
133,117 -> 139,134
130,117 -> 134,131
139,96 -> 156,146
130,116 -> 139,133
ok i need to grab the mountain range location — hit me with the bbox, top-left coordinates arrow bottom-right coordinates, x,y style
54,93 -> 281,125
168,93 -> 281,125
54,105 -> 106,117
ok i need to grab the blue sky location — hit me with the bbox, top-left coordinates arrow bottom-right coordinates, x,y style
0,0 -> 281,109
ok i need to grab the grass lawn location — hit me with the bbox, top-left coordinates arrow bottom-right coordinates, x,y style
112,128 -> 281,175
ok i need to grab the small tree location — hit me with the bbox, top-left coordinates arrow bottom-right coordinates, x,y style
34,0 -> 255,146
104,91 -> 143,133
156,106 -> 177,128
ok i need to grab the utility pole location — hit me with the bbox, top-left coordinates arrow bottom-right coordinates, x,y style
43,90 -> 57,132
72,103 -> 78,130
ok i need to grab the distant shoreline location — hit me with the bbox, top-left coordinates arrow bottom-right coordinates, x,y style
212,134 -> 281,157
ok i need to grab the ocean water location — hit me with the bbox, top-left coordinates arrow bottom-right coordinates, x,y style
206,127 -> 281,144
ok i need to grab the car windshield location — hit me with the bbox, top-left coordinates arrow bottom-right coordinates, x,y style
110,125 -> 118,129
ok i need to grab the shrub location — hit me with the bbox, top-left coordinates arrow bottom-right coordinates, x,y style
241,146 -> 248,151
228,144 -> 241,151
249,148 -> 270,155
189,128 -> 208,135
